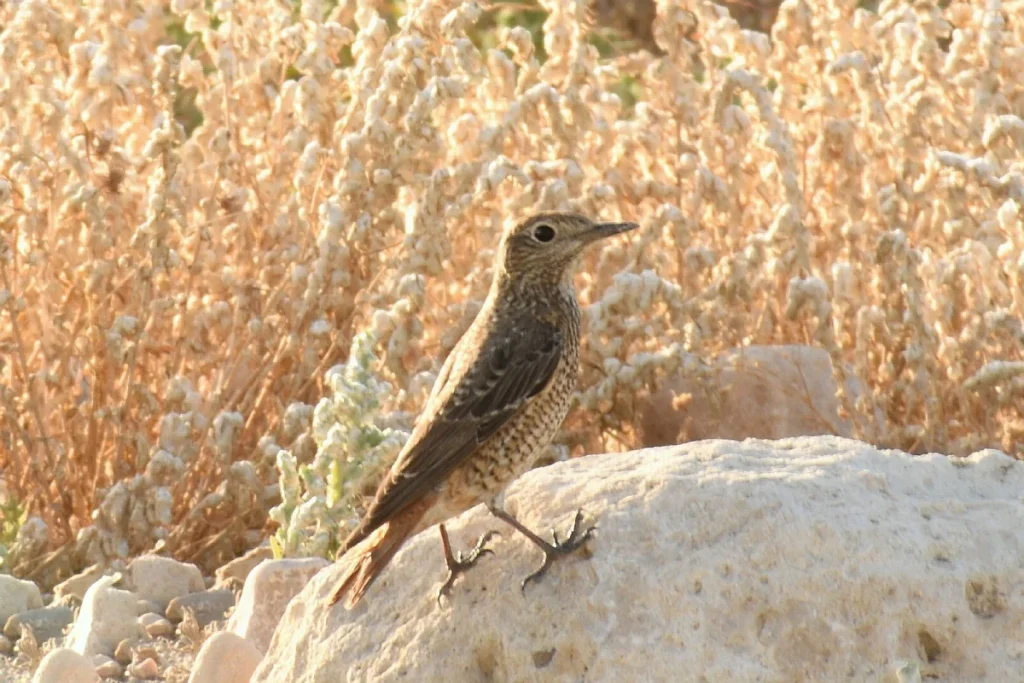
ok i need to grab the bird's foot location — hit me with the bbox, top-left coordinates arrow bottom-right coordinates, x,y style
436,525 -> 500,606
519,509 -> 596,591
486,505 -> 597,593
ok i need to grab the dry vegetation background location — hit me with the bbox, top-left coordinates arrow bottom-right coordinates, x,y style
0,0 -> 1022,583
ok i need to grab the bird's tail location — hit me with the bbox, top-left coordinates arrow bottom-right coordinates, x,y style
328,513 -> 420,609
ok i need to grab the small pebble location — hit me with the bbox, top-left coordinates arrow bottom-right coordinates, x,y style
93,654 -> 123,678
139,612 -> 174,638
114,637 -> 141,665
134,644 -> 160,663
137,599 -> 163,616
129,657 -> 160,679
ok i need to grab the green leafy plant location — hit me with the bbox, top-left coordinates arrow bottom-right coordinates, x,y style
269,331 -> 409,559
0,496 -> 28,573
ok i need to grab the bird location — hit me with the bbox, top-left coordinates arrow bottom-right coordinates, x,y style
328,211 -> 639,609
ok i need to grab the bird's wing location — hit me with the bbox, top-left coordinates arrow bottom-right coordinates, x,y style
343,319 -> 564,549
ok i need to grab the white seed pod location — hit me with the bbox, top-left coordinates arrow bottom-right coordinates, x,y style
144,450 -> 185,485
505,26 -> 534,60
996,199 -> 1019,232
88,53 -> 114,88
13,517 -> 48,558
310,319 -> 331,337
113,315 -> 139,337
146,488 -> 173,527
319,200 -> 346,236
616,364 -> 637,385
97,482 -> 130,527
982,114 -> 1024,148
832,262 -> 856,301
228,461 -> 262,492
964,361 -> 1024,392
159,412 -> 193,454
290,264 -> 309,285
259,436 -> 282,462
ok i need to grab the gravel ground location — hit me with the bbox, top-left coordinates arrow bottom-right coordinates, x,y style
0,611 -> 226,682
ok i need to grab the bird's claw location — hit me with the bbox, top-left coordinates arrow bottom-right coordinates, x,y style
520,509 -> 597,593
436,529 -> 500,606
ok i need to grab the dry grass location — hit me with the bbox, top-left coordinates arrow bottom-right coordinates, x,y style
0,0 -> 1021,574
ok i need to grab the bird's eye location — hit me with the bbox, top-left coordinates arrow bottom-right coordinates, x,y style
533,224 -> 556,243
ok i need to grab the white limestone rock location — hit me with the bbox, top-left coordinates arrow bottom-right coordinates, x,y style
166,588 -> 235,626
53,565 -> 106,604
3,606 -> 74,643
0,575 -> 43,625
66,575 -> 143,657
31,648 -> 99,683
188,632 -> 263,683
637,345 -> 882,446
251,438 -> 1024,683
138,612 -> 173,638
215,545 -> 274,589
125,556 -> 205,611
227,557 -> 328,653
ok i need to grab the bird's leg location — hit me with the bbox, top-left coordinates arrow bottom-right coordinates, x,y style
486,504 -> 596,592
436,523 -> 500,605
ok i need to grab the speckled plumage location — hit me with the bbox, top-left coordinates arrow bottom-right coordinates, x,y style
329,212 -> 638,609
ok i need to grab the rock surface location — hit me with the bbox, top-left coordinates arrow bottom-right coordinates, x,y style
126,556 -> 205,611
31,648 -> 99,683
128,656 -> 160,679
66,575 -> 142,657
227,557 -> 328,653
139,612 -> 174,638
3,606 -> 74,643
188,632 -> 263,683
0,576 -> 43,625
215,546 -> 274,589
167,588 -> 235,626
53,565 -> 106,604
638,345 -> 871,446
251,437 -> 1024,683
113,637 -> 142,665
92,654 -> 123,678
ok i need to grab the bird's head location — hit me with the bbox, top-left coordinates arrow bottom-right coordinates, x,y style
497,212 -> 639,285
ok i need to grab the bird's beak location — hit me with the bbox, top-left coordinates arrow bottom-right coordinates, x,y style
582,221 -> 640,243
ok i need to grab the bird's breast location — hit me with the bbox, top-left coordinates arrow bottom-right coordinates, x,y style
440,338 -> 580,512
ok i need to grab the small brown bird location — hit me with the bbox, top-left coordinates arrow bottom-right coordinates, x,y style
328,211 -> 638,608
